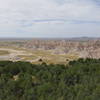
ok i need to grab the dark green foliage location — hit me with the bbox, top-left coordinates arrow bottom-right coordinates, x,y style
38,59 -> 43,62
0,59 -> 100,100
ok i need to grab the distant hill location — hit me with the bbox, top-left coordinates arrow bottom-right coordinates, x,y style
68,37 -> 100,41
25,38 -> 100,59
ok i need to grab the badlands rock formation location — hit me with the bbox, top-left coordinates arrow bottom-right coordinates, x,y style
25,39 -> 100,59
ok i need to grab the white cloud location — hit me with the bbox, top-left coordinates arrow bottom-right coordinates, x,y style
0,0 -> 100,37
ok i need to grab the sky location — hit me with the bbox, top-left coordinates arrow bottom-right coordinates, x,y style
0,0 -> 100,38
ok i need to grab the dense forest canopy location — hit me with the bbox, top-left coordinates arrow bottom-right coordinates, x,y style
0,58 -> 100,100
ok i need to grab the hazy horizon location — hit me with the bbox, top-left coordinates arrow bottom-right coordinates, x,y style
0,36 -> 100,39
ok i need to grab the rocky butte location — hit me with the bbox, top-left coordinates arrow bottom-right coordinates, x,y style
25,38 -> 100,59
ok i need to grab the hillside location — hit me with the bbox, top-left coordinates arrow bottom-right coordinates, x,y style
26,39 -> 100,59
0,38 -> 100,64
0,58 -> 100,100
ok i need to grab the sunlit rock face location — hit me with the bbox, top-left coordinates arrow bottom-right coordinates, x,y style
25,39 -> 100,59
